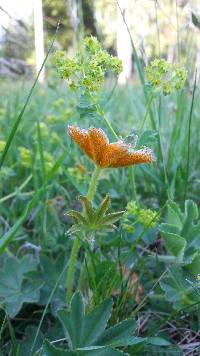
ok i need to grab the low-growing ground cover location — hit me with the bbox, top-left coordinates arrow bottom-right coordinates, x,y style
0,37 -> 200,355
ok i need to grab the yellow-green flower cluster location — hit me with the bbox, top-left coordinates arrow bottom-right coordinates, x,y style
137,208 -> 159,228
145,58 -> 187,96
0,140 -> 6,152
18,147 -> 32,168
52,98 -> 65,109
122,200 -> 159,233
18,147 -> 62,174
54,36 -> 122,92
39,122 -> 49,137
43,151 -> 54,172
47,109 -> 73,125
67,167 -> 83,182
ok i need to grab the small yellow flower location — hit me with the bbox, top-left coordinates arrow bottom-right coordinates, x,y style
197,274 -> 200,282
68,125 -> 155,168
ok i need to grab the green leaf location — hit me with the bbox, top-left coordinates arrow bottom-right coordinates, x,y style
146,337 -> 171,346
40,254 -> 67,289
143,345 -> 182,355
79,196 -> 94,221
82,299 -> 113,346
167,200 -> 183,227
181,200 -> 200,243
100,212 -> 124,225
43,340 -> 75,355
67,210 -> 87,224
160,267 -> 198,309
57,292 -> 85,349
187,251 -> 200,275
40,254 -> 67,309
137,130 -> 158,146
160,223 -> 180,235
77,346 -> 128,355
94,319 -> 136,347
95,195 -> 110,222
160,224 -> 186,263
0,255 -> 42,317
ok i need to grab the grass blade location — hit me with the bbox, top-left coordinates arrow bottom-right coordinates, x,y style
0,23 -> 60,170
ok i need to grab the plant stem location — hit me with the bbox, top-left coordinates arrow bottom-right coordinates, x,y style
138,95 -> 155,136
66,236 -> 80,303
87,166 -> 102,201
129,167 -> 137,203
66,166 -> 101,303
95,103 -> 118,140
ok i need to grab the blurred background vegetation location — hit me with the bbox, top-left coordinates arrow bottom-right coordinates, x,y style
0,0 -> 200,81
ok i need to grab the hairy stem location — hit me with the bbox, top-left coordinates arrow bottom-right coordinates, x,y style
66,166 -> 101,303
87,166 -> 102,201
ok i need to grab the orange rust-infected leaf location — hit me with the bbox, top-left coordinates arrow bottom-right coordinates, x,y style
68,125 -> 155,168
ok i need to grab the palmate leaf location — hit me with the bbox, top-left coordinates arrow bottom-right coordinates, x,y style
43,340 -> 75,355
94,319 -> 136,347
77,346 -> 128,355
137,130 -> 158,146
100,212 -> 125,225
43,340 -> 128,355
55,292 -> 139,354
160,199 -> 200,268
187,251 -> 200,274
167,200 -> 183,227
181,200 -> 200,243
160,267 -> 199,309
67,210 -> 87,224
0,255 -> 42,317
160,224 -> 186,263
58,292 -> 112,348
39,254 -> 68,310
79,196 -> 94,221
81,298 -> 113,346
67,196 -> 124,238
95,195 -> 110,222
46,292 -> 171,355
58,292 -> 85,349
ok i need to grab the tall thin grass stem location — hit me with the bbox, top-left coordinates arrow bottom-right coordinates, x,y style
184,71 -> 197,201
0,22 -> 60,170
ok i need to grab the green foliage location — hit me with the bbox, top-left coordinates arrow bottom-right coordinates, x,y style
159,200 -> 200,309
42,291 -> 136,354
160,200 -> 200,272
0,4 -> 200,350
160,266 -> 200,310
67,195 -> 124,242
0,255 -> 42,317
42,292 -> 170,355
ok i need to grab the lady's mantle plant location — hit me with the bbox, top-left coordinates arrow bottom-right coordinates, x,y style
54,37 -> 155,303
